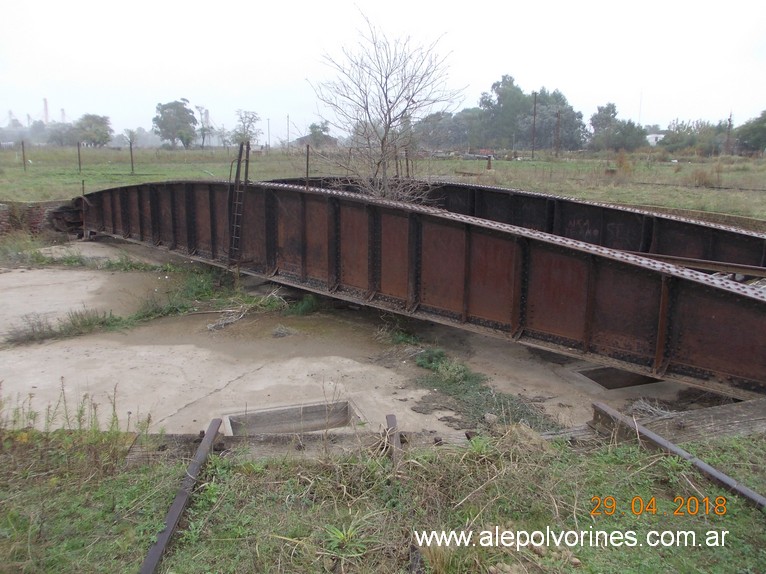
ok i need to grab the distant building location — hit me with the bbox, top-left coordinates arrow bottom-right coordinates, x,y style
293,133 -> 339,149
646,133 -> 665,146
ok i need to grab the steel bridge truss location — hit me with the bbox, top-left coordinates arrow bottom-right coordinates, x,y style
76,178 -> 766,398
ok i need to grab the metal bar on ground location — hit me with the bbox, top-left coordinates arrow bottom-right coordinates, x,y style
139,418 -> 222,574
383,413 -> 424,573
627,251 -> 766,278
386,414 -> 402,466
591,402 -> 766,510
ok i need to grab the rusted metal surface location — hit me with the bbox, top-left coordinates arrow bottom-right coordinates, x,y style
591,402 -> 766,510
624,251 -> 766,277
79,180 -> 766,398
280,177 -> 766,269
140,418 -> 222,574
439,181 -> 766,267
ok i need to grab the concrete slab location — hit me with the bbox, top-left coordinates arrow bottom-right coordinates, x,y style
0,238 -> 703,438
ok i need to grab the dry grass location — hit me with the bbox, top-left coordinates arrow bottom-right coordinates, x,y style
2,147 -> 765,219
1,378 -> 764,573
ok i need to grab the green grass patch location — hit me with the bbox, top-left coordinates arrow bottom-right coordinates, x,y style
5,308 -> 130,344
0,147 -> 307,202
98,253 -> 178,273
415,348 -> 561,432
391,329 -> 420,345
679,434 -> 766,495
1,264 -> 284,345
2,148 -> 765,218
0,428 -> 180,574
0,231 -> 180,270
0,230 -> 50,265
284,293 -> 321,316
1,386 -> 764,574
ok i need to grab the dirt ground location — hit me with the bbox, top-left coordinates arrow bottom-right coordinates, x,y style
0,238 -> 692,438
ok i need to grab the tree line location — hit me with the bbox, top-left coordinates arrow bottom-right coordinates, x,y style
3,80 -> 765,156
413,77 -> 766,156
131,82 -> 766,157
1,101 -> 264,151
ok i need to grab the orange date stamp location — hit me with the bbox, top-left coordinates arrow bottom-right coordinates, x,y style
590,495 -> 727,517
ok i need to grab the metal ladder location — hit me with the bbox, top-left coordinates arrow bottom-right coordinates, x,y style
228,141 -> 250,264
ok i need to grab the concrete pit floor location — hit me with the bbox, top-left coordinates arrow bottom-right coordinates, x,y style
0,237 -> 695,440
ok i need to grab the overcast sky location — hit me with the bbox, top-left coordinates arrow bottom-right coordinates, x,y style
2,0 -> 764,143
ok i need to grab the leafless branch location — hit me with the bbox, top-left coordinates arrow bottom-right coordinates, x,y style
310,13 -> 463,202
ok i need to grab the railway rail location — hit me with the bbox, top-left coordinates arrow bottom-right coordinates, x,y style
283,177 -> 766,272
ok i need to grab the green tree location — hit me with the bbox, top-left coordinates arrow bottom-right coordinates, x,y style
231,110 -> 262,145
451,108 -> 486,150
736,110 -> 766,154
612,119 -> 648,152
46,122 -> 78,146
589,103 -> 646,152
152,99 -> 198,148
590,103 -> 618,135
517,88 -> 585,151
75,114 -> 113,146
479,75 -> 530,149
28,120 -> 48,144
659,119 -> 696,152
307,121 -> 332,147
475,78 -> 584,151
660,119 -> 728,155
413,112 -> 452,150
413,109 -> 486,151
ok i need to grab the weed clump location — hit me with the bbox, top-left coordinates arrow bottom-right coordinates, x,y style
413,347 -> 560,432
2,264 -> 280,345
0,230 -> 49,265
286,293 -> 321,316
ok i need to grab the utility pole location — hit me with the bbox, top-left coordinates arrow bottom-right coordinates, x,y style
287,114 -> 290,153
267,118 -> 270,154
531,92 -> 537,160
725,112 -> 733,155
555,109 -> 561,158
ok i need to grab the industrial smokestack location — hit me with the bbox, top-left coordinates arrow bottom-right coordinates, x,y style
44,98 -> 49,124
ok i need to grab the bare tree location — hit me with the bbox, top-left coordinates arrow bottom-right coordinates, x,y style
312,15 -> 462,201
195,105 -> 212,149
232,110 -> 263,145
124,129 -> 137,174
217,126 -> 231,150
123,129 -> 137,145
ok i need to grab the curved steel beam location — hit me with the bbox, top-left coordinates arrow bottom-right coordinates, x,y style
79,180 -> 766,398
